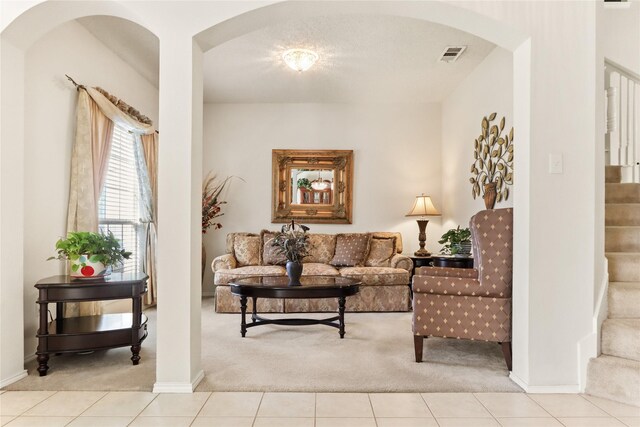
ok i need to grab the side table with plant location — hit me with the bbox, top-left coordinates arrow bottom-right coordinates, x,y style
49,231 -> 131,278
271,220 -> 310,286
438,226 -> 472,256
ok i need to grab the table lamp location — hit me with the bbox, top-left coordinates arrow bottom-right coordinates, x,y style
406,194 -> 441,256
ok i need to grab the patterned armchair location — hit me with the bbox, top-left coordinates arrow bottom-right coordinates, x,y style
412,208 -> 513,370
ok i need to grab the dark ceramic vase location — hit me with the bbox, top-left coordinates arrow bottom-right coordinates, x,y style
286,261 -> 303,286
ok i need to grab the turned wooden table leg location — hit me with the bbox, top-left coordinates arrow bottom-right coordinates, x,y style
36,353 -> 49,376
338,296 -> 346,338
36,298 -> 50,375
240,296 -> 248,337
131,344 -> 141,365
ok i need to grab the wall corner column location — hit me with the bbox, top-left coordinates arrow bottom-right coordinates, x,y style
153,32 -> 204,393
0,37 -> 27,387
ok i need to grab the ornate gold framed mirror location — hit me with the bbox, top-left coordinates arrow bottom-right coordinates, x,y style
272,149 -> 353,224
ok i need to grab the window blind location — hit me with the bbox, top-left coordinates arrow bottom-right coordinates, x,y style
98,124 -> 142,273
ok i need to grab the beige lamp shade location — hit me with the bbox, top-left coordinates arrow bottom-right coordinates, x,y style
406,194 -> 441,217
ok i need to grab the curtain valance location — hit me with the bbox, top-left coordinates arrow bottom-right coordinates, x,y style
85,87 -> 155,135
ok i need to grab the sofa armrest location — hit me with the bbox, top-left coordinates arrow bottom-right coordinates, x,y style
211,254 -> 237,272
390,254 -> 413,272
415,266 -> 479,279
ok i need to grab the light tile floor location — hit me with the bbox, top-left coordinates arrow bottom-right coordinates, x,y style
0,391 -> 638,427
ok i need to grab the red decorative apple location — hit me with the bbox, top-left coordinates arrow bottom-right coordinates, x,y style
80,265 -> 95,277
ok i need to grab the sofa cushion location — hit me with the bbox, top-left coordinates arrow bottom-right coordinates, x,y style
260,230 -> 287,265
233,234 -> 261,266
302,263 -> 340,276
330,233 -> 372,267
372,232 -> 403,254
304,234 -> 336,264
226,232 -> 256,253
365,236 -> 396,267
339,266 -> 410,285
214,265 -> 285,285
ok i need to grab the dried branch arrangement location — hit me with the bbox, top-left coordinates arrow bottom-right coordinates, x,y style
470,112 -> 514,203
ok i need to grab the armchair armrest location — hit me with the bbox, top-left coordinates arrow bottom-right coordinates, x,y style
390,254 -> 413,271
412,274 -> 509,298
415,266 -> 478,279
211,253 -> 237,272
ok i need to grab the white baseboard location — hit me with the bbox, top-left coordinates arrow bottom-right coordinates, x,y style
509,372 -> 580,393
0,370 -> 28,388
24,354 -> 36,364
152,370 -> 205,393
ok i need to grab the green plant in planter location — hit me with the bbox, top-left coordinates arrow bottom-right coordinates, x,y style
438,226 -> 472,255
297,178 -> 312,190
48,231 -> 131,274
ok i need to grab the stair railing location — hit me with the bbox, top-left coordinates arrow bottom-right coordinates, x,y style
605,59 -> 640,182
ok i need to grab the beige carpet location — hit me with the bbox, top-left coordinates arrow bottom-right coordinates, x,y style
7,298 -> 521,393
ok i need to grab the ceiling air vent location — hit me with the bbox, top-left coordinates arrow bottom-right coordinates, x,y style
439,46 -> 467,63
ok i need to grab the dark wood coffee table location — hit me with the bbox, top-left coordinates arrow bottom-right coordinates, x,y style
230,275 -> 360,338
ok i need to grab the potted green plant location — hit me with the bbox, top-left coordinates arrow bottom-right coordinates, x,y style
49,231 -> 131,278
438,226 -> 472,256
271,220 -> 310,286
296,178 -> 312,190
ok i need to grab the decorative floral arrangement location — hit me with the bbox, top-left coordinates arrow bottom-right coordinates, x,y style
202,173 -> 234,234
272,220 -> 311,263
470,112 -> 514,203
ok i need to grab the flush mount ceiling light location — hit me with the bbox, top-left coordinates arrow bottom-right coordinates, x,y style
282,48 -> 319,72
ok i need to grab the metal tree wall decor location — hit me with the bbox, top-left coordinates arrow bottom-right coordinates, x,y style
470,112 -> 514,209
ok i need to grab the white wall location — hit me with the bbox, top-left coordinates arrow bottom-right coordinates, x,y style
0,37 -> 27,386
202,102 -> 442,290
3,0 -> 608,392
441,47 -> 513,230
456,0 -> 596,389
601,2 -> 640,72
22,19 -> 158,359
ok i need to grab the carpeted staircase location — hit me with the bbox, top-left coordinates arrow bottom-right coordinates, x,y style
585,165 -> 640,407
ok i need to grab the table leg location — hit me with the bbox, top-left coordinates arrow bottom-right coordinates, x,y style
338,296 -> 346,338
252,296 -> 257,321
240,296 -> 247,337
37,300 -> 50,375
131,344 -> 141,365
37,354 -> 49,376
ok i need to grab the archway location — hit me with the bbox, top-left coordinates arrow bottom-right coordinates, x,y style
2,0 -> 532,392
192,0 -> 532,391
0,2 -> 159,387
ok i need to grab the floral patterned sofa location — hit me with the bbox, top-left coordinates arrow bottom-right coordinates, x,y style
211,231 -> 413,313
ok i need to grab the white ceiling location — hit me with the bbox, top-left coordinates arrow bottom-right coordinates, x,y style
77,14 -> 495,104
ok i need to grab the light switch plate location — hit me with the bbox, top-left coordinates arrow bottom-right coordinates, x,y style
549,153 -> 563,174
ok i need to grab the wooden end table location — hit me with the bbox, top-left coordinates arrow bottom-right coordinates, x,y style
35,272 -> 148,376
230,275 -> 360,339
431,255 -> 474,269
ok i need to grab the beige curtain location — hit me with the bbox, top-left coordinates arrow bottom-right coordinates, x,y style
65,86 -> 155,317
140,133 -> 158,305
65,89 -> 115,317
66,90 -> 114,233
